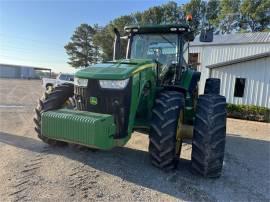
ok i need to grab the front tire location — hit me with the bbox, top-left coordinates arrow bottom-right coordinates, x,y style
148,91 -> 185,171
33,83 -> 74,145
191,94 -> 226,178
46,84 -> 53,91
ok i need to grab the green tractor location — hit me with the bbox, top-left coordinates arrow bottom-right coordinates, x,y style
34,24 -> 226,178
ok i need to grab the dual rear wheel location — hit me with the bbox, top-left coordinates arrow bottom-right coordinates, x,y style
149,85 -> 226,178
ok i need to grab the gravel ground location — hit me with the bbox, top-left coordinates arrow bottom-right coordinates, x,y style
0,78 -> 269,202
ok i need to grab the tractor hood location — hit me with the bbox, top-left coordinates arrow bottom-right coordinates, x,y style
75,59 -> 155,80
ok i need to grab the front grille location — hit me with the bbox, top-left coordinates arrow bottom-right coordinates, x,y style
74,86 -> 88,110
74,79 -> 132,138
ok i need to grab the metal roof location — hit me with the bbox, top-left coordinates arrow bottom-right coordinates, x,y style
191,32 -> 270,46
207,52 -> 270,69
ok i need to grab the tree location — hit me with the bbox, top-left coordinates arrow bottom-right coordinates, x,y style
240,0 -> 270,32
218,0 -> 241,34
139,1 -> 180,25
92,0 -> 269,61
183,0 -> 206,32
93,25 -> 113,61
92,24 -> 102,63
65,24 -> 97,68
206,0 -> 220,27
141,6 -> 163,24
93,1 -> 185,61
93,15 -> 135,61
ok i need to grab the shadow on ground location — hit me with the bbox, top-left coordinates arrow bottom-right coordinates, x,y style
1,131 -> 269,201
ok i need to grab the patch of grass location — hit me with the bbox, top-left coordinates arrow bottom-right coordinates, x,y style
227,104 -> 270,122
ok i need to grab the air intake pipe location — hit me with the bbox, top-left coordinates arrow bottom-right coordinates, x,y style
113,28 -> 121,61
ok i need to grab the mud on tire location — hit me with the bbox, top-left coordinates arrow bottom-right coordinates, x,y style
191,94 -> 226,178
33,83 -> 74,145
148,90 -> 185,171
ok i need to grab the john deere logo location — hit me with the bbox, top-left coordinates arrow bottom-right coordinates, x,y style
90,97 -> 98,105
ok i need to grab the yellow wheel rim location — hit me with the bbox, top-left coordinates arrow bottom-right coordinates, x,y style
63,98 -> 75,109
175,110 -> 184,156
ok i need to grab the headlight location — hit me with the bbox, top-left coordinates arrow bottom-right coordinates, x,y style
74,78 -> 88,87
99,78 -> 129,89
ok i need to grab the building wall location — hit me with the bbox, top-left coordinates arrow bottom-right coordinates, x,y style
20,67 -> 36,78
0,65 -> 37,78
0,66 -> 21,78
190,43 -> 270,94
210,56 -> 270,108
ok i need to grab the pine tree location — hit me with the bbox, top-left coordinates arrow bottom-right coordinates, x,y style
65,24 -> 97,68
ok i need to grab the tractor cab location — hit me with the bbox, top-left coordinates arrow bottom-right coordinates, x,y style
117,24 -> 196,85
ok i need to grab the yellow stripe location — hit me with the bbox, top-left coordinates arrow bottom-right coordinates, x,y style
132,64 -> 155,75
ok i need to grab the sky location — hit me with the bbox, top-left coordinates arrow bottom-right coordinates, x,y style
0,0 -> 187,73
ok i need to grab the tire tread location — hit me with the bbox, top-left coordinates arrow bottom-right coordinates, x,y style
191,94 -> 226,178
33,84 -> 74,145
149,90 -> 185,171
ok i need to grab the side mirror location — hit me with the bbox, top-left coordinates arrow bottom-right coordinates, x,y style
113,28 -> 121,60
199,28 -> 213,42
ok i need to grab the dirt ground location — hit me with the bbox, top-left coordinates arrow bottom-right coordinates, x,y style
0,78 -> 269,202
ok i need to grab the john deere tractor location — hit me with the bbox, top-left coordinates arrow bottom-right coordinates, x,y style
34,24 -> 226,178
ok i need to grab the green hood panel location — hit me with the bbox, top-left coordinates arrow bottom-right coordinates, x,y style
75,59 -> 155,80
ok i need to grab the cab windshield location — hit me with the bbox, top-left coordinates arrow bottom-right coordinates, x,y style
130,34 -> 178,65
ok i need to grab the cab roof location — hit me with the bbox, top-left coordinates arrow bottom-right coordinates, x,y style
124,24 -> 190,34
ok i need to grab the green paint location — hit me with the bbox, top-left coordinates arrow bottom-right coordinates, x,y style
41,109 -> 117,150
180,69 -> 198,124
180,69 -> 193,90
132,68 -> 157,129
42,66 -> 199,149
41,61 -> 158,149
127,67 -> 156,134
184,92 -> 195,124
75,59 -> 154,80
90,97 -> 98,105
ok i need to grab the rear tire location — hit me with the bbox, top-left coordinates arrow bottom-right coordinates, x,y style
191,94 -> 226,178
204,78 -> 220,95
33,83 -> 74,145
148,91 -> 185,171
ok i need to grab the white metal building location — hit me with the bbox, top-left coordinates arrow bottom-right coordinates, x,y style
190,32 -> 270,108
0,63 -> 51,79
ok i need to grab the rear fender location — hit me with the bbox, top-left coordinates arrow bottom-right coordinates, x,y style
180,69 -> 201,124
180,69 -> 201,95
